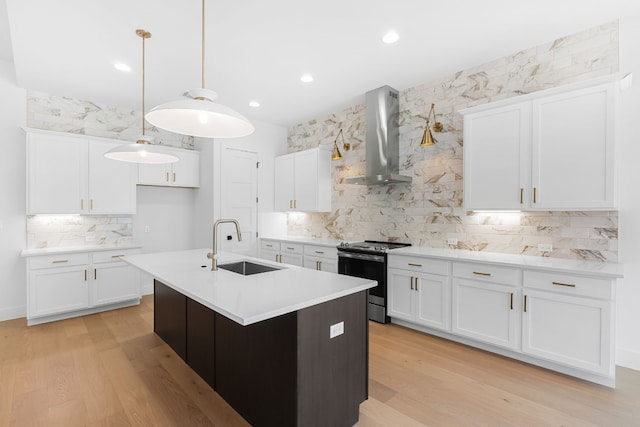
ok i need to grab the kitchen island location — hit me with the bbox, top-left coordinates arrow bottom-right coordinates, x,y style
123,249 -> 376,427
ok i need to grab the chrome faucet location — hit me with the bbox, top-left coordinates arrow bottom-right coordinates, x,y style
207,219 -> 243,271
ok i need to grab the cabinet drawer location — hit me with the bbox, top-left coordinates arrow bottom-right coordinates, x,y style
261,240 -> 281,252
524,271 -> 613,300
280,242 -> 303,255
29,253 -> 89,270
388,255 -> 449,276
92,249 -> 140,264
304,244 -> 337,260
453,262 -> 521,286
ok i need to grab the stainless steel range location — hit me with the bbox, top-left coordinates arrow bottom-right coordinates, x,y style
337,240 -> 411,323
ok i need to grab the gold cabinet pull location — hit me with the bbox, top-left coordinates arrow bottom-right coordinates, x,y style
414,278 -> 419,291
173,172 -> 176,183
410,277 -> 414,290
314,250 -> 325,254
52,259 -> 69,264
84,269 -> 87,281
166,172 -> 170,182
408,263 -> 422,267
552,281 -> 576,288
266,244 -> 273,248
90,199 -> 94,210
510,293 -> 514,310
81,199 -> 84,210
286,246 -> 295,250
94,269 -> 97,280
473,271 -> 491,276
520,188 -> 524,204
111,254 -> 125,258
524,295 -> 528,313
533,187 -> 537,204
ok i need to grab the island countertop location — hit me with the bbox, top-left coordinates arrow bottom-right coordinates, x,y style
122,248 -> 376,326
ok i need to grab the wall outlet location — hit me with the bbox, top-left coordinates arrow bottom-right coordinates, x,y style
447,238 -> 458,246
85,235 -> 96,242
144,225 -> 151,233
538,243 -> 553,252
330,321 -> 344,339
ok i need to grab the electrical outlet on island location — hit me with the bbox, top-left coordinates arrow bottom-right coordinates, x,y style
538,243 -> 553,252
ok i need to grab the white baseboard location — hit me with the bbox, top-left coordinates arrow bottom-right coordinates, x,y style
0,305 -> 26,322
616,348 -> 640,371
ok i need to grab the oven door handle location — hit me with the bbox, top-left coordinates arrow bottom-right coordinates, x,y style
338,251 -> 385,263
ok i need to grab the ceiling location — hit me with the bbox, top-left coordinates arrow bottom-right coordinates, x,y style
1,0 -> 635,128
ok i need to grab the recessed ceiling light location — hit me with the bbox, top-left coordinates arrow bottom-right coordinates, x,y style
382,31 -> 400,44
300,74 -> 314,83
249,101 -> 260,108
114,62 -> 131,72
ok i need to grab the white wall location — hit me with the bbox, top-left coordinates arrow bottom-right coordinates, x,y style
616,12 -> 640,370
0,59 -> 26,321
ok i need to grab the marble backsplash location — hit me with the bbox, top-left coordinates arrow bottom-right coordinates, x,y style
286,21 -> 620,262
27,215 -> 133,249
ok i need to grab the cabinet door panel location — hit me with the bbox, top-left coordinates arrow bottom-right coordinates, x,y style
89,140 -> 137,214
522,290 -> 612,375
154,280 -> 187,360
416,273 -> 450,331
463,102 -> 531,210
93,263 -> 140,306
280,253 -> 303,266
171,149 -> 200,187
532,84 -> 615,209
27,133 -> 86,214
294,149 -> 318,211
29,267 -> 89,317
274,154 -> 295,211
452,279 -> 519,350
387,269 -> 413,321
138,163 -> 172,185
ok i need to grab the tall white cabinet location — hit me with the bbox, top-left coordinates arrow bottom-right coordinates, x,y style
461,74 -> 623,211
274,147 -> 331,212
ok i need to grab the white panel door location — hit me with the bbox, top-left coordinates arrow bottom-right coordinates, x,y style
138,162 -> 172,185
293,149 -> 318,211
88,140 -> 137,214
27,133 -> 87,214
387,269 -> 414,322
532,83 -> 615,209
452,278 -> 520,350
463,102 -> 531,210
274,154 -> 295,211
93,263 -> 140,306
29,267 -> 89,318
220,148 -> 258,256
171,149 -> 200,187
522,289 -> 612,375
415,273 -> 450,331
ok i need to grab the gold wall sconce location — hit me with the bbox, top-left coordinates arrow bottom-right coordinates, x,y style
421,103 -> 444,147
331,128 -> 351,161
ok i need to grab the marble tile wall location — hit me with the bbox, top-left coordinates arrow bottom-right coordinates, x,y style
26,91 -> 193,249
286,21 -> 620,262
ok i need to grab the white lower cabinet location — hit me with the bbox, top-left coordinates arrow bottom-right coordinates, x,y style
387,253 -> 619,387
451,278 -> 520,351
26,249 -> 141,325
388,256 -> 451,331
303,244 -> 338,273
259,239 -> 304,267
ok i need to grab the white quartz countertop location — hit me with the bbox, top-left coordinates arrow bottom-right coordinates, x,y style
260,236 -> 346,247
122,249 -> 376,326
21,245 -> 142,257
388,247 -> 623,279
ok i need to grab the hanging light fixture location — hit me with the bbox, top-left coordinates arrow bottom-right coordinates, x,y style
331,129 -> 351,161
105,29 -> 179,164
420,103 -> 444,147
145,0 -> 254,138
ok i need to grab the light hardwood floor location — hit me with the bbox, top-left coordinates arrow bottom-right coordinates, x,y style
1,296 -> 639,426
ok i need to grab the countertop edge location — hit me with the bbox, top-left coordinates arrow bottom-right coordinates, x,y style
21,245 -> 143,257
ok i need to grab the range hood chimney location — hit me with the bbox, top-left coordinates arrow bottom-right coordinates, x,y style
345,85 -> 412,185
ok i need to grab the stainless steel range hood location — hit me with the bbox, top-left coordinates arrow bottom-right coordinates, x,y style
345,85 -> 412,185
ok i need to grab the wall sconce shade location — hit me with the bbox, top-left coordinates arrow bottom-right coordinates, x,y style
420,103 -> 443,147
331,128 -> 351,161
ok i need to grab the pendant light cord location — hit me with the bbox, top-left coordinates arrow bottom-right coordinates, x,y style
201,0 -> 205,89
136,29 -> 151,137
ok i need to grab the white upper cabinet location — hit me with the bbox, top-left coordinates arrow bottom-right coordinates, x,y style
274,147 -> 331,212
26,130 -> 136,215
138,147 -> 200,188
461,74 -> 622,211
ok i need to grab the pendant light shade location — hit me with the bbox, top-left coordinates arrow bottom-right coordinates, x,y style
105,29 -> 179,164
146,88 -> 254,138
145,0 -> 254,139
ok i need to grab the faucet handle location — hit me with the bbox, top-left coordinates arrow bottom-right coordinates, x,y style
207,252 -> 214,259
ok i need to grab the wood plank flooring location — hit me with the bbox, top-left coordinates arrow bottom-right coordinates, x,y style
1,296 -> 639,426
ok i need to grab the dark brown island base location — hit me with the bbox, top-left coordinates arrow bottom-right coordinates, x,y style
154,279 -> 369,427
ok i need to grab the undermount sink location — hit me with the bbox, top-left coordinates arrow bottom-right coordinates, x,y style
218,261 -> 281,276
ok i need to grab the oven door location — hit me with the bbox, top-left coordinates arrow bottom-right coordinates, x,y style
337,251 -> 386,306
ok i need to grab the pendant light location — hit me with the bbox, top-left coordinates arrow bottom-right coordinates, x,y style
105,29 -> 179,164
145,0 -> 254,138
